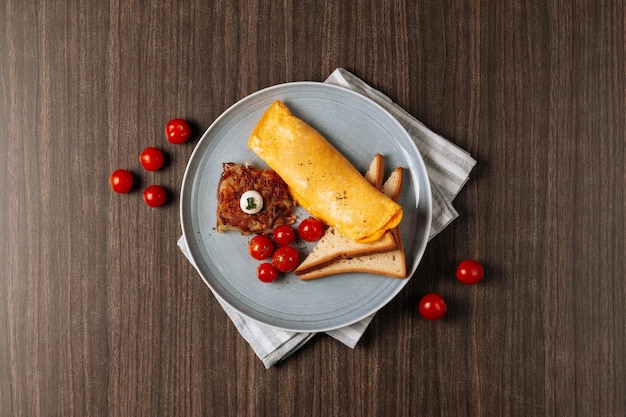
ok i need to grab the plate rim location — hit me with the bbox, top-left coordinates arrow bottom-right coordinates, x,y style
180,81 -> 432,332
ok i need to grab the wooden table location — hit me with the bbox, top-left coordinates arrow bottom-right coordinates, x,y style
2,1 -> 624,416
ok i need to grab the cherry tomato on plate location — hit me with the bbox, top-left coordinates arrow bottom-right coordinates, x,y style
248,235 -> 274,260
257,263 -> 278,283
110,169 -> 134,193
272,245 -> 299,272
298,217 -> 324,242
273,224 -> 296,246
143,185 -> 167,207
165,118 -> 191,144
419,293 -> 447,321
139,147 -> 165,171
455,259 -> 484,285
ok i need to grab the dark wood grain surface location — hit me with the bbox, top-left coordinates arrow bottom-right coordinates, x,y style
2,0 -> 625,416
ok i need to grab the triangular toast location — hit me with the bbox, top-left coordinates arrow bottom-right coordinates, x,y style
294,155 -> 397,276
299,167 -> 406,280
364,153 -> 385,190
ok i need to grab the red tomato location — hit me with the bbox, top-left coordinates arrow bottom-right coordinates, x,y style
273,224 -> 295,246
165,118 -> 191,144
272,245 -> 299,272
456,259 -> 484,285
110,169 -> 134,193
418,293 -> 447,321
298,217 -> 324,242
143,185 -> 167,207
257,263 -> 278,283
139,147 -> 165,171
248,235 -> 274,260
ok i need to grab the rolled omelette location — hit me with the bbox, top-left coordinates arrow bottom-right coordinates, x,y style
248,100 -> 403,243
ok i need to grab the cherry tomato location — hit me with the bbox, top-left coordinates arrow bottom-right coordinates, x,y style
456,259 -> 484,285
143,185 -> 167,207
418,293 -> 447,321
273,224 -> 295,246
165,118 -> 191,144
257,263 -> 278,283
110,169 -> 134,193
298,217 -> 324,242
248,235 -> 274,260
272,245 -> 299,272
139,147 -> 165,171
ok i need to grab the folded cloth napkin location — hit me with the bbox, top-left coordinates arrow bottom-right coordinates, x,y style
178,68 -> 476,368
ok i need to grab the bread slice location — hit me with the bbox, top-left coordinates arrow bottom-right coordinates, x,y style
364,153 -> 385,190
299,167 -> 406,280
294,227 -> 398,275
297,239 -> 406,279
381,166 -> 404,203
294,155 -> 397,276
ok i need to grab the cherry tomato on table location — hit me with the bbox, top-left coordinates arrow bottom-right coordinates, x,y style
272,245 -> 299,272
143,185 -> 167,207
110,169 -> 134,193
139,147 -> 165,171
419,293 -> 447,321
298,217 -> 324,242
248,235 -> 274,260
273,224 -> 296,246
165,118 -> 191,144
257,263 -> 278,283
455,259 -> 484,285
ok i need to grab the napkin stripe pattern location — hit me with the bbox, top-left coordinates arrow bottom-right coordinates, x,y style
325,315 -> 375,348
178,68 -> 476,368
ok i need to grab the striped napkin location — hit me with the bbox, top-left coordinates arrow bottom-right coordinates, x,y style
178,68 -> 476,368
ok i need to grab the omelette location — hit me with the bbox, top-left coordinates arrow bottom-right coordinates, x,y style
248,100 -> 403,243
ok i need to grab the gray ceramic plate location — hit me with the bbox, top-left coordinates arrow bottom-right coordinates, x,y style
180,82 -> 432,332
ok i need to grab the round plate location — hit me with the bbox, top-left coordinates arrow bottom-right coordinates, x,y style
180,82 -> 432,332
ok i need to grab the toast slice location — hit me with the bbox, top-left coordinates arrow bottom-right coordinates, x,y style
294,227 -> 398,275
294,155 -> 397,276
299,167 -> 406,280
364,153 -> 385,190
